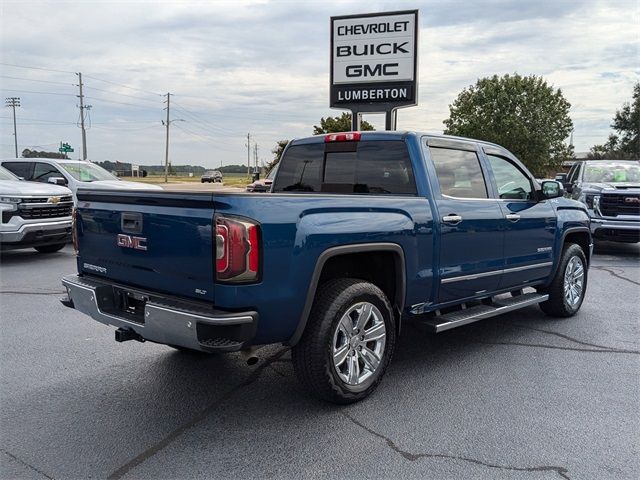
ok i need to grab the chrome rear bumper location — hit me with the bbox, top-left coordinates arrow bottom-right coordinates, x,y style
61,274 -> 258,352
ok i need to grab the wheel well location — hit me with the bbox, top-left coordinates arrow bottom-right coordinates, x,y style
564,231 -> 591,264
318,251 -> 403,315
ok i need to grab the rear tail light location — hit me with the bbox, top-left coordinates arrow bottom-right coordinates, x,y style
71,207 -> 79,253
215,215 -> 260,283
325,132 -> 361,142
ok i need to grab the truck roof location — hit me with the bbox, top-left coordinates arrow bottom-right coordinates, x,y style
289,131 -> 508,150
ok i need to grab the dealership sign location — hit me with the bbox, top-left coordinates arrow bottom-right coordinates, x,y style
330,10 -> 418,113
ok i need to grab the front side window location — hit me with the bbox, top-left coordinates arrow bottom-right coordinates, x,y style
487,154 -> 534,200
272,141 -> 416,194
33,162 -> 64,183
429,147 -> 488,199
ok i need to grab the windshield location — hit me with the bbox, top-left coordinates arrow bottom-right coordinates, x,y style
60,162 -> 118,182
584,162 -> 640,183
0,166 -> 19,181
266,166 -> 278,180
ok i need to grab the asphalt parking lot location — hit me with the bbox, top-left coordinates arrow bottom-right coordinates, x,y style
1,242 -> 638,479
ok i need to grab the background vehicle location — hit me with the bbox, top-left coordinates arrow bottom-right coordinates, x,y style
0,165 -> 72,253
201,170 -> 223,183
61,132 -> 591,403
561,159 -> 640,243
246,166 -> 277,192
1,158 -> 162,200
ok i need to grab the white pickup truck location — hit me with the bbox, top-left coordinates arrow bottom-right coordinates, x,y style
0,166 -> 73,253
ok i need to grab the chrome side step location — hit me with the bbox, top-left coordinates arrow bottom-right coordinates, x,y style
423,292 -> 549,333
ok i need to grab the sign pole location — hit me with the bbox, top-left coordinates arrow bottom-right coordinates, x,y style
385,109 -> 397,131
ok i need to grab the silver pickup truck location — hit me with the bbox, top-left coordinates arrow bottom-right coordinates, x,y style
0,166 -> 73,253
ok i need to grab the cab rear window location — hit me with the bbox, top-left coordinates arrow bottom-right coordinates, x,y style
273,141 -> 416,194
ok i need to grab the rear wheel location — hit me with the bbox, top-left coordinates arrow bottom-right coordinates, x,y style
539,243 -> 588,317
292,278 -> 396,404
34,243 -> 66,254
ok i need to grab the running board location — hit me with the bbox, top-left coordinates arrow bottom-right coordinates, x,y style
423,293 -> 549,333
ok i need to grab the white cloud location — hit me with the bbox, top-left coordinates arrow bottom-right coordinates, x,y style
1,0 -> 638,166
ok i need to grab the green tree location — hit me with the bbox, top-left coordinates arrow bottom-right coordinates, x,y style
21,148 -> 68,159
313,112 -> 375,134
588,82 -> 639,159
267,139 -> 289,171
443,74 -> 573,176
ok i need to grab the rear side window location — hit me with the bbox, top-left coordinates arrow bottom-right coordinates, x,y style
429,147 -> 488,199
273,141 -> 416,194
2,162 -> 34,180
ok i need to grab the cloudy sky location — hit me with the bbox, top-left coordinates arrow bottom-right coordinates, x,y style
1,0 -> 638,168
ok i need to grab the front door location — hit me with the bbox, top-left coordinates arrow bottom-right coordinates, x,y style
425,140 -> 505,304
483,150 -> 556,289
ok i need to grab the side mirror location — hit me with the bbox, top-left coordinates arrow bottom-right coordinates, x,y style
540,180 -> 564,199
48,177 -> 67,186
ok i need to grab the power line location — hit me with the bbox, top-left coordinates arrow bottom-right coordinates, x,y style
0,88 -> 75,97
0,75 -> 74,86
85,96 -> 160,110
83,85 -> 160,104
0,62 -> 75,75
171,102 -> 238,136
82,74 -> 161,97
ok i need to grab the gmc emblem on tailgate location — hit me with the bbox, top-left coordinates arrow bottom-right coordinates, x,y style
117,234 -> 147,251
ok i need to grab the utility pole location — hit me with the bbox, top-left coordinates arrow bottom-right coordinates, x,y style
254,143 -> 258,174
164,93 -> 171,183
246,133 -> 251,177
76,73 -> 91,161
5,97 -> 20,157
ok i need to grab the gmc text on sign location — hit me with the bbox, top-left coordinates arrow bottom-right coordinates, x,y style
330,10 -> 418,111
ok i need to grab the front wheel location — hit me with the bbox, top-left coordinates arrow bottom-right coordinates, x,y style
538,243 -> 588,317
34,243 -> 66,254
292,278 -> 396,404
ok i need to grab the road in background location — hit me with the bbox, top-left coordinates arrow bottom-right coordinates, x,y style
158,182 -> 244,192
1,242 -> 638,479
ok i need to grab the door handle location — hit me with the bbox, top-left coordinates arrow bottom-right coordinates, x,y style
442,215 -> 462,224
505,213 -> 521,222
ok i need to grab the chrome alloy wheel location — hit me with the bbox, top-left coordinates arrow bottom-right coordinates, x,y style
563,256 -> 585,307
332,302 -> 386,386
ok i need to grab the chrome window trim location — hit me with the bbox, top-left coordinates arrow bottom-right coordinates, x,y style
441,261 -> 553,284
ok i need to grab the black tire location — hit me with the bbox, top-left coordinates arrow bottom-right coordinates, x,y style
201,179 -> 205,183
538,243 -> 588,317
292,278 -> 396,404
34,243 -> 66,254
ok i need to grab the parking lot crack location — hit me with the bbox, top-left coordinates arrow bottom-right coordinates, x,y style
0,448 -> 55,479
107,347 -> 289,480
511,324 -> 639,352
341,411 -> 570,479
591,266 -> 640,286
472,340 -> 639,355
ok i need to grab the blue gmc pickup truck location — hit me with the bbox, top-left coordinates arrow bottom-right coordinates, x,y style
61,131 -> 592,403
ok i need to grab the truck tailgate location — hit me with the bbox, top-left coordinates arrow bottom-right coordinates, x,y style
76,190 -> 216,302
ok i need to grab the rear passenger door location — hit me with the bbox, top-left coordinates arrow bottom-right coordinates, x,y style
424,138 -> 504,304
482,148 -> 556,290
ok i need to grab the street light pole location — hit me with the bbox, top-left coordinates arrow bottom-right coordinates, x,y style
5,97 -> 21,157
